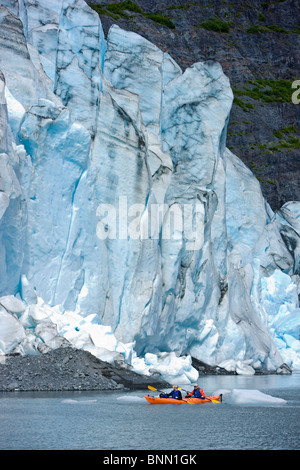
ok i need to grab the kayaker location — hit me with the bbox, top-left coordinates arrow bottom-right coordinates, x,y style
169,385 -> 183,400
185,384 -> 206,399
160,385 -> 182,400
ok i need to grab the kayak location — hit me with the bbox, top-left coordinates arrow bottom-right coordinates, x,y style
145,395 -> 221,404
187,396 -> 220,404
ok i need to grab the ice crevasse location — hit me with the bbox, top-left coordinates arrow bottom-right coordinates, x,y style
0,0 -> 299,383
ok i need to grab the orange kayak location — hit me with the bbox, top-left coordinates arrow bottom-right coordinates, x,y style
187,396 -> 220,404
145,395 -> 220,404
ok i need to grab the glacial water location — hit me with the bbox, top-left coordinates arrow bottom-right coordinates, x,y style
0,374 -> 299,450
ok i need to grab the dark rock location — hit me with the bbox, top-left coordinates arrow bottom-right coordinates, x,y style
192,356 -> 293,375
7,382 -> 19,390
276,362 -> 293,375
0,347 -> 171,392
192,357 -> 236,375
87,0 -> 300,211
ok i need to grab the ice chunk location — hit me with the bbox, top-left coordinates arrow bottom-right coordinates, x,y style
133,351 -> 199,384
217,359 -> 256,375
0,308 -> 25,354
235,361 -> 255,376
35,321 -> 70,350
4,86 -> 25,139
20,275 -> 37,305
62,399 -> 97,404
261,269 -> 300,368
0,192 -> 9,220
224,389 -> 286,405
0,295 -> 26,314
0,5 -> 60,108
117,396 -> 144,402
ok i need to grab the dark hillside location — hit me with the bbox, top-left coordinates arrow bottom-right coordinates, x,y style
87,0 -> 300,210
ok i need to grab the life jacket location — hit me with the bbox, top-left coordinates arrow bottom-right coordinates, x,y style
171,390 -> 179,399
193,388 -> 205,398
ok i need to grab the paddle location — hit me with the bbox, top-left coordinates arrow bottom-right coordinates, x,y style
147,385 -> 194,404
147,385 -> 165,394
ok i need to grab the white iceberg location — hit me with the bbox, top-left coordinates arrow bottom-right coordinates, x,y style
220,389 -> 287,405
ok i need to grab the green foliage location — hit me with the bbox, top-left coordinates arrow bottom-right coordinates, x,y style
259,125 -> 300,153
233,97 -> 255,112
199,18 -> 231,33
90,2 -> 175,28
267,24 -> 289,33
262,0 -> 289,8
90,5 -> 117,19
247,25 -> 270,33
144,13 -> 175,29
282,125 -> 297,134
279,136 -> 300,149
233,97 -> 249,112
273,130 -> 283,139
166,4 -> 186,10
273,125 -> 299,148
233,79 -> 293,103
247,24 -> 289,33
106,0 -> 143,15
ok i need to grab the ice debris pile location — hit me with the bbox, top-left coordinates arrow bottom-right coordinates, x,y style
0,0 -> 299,383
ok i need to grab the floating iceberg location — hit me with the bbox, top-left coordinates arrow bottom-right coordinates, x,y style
219,389 -> 287,405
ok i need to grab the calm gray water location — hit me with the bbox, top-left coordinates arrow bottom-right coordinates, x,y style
0,373 -> 299,450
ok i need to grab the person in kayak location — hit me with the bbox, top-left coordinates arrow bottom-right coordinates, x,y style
185,384 -> 206,399
160,386 -> 182,400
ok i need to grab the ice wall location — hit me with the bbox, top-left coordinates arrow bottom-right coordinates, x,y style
0,0 -> 299,377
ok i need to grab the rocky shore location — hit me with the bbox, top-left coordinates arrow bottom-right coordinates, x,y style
0,347 -> 170,392
0,347 -> 292,393
192,357 -> 292,376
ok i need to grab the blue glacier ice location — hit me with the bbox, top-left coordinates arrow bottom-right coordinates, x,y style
0,0 -> 299,383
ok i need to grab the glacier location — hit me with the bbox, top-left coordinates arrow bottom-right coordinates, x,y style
0,0 -> 299,383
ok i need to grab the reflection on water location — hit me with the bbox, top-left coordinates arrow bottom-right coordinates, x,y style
0,374 -> 299,450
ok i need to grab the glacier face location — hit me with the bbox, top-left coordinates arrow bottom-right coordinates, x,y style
0,0 -> 299,382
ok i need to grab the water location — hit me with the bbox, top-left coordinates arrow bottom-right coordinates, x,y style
0,373 -> 299,450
